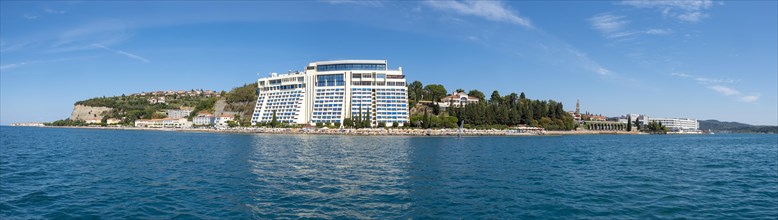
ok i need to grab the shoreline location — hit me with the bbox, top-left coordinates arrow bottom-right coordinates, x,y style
17,125 -> 675,136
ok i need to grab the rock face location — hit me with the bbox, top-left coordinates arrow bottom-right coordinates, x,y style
70,105 -> 113,120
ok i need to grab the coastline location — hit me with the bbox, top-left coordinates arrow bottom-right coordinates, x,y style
21,125 -> 665,136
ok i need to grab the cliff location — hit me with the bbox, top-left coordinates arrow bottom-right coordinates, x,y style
70,104 -> 113,121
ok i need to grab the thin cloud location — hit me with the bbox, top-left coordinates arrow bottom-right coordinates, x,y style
116,50 -> 150,63
739,95 -> 759,103
0,63 -> 23,70
621,0 -> 713,11
43,7 -> 67,14
590,13 -> 672,39
321,0 -> 383,7
620,0 -> 714,22
92,43 -> 150,63
673,72 -> 757,103
644,28 -> 672,35
92,43 -> 110,50
569,49 -> 611,76
23,14 -> 39,19
670,72 -> 692,78
0,57 -> 88,72
671,72 -> 735,84
677,11 -> 707,22
590,14 -> 628,35
708,85 -> 739,96
425,0 -> 533,28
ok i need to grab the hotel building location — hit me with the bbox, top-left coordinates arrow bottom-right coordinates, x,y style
250,60 -> 409,127
648,117 -> 699,132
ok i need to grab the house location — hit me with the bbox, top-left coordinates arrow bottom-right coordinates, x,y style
193,114 -> 216,126
84,118 -> 102,124
165,109 -> 192,119
148,96 -> 166,104
106,118 -> 121,124
134,118 -> 192,128
437,92 -> 480,108
214,114 -> 235,127
589,115 -> 607,121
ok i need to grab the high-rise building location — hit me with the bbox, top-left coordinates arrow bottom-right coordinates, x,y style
250,60 -> 409,127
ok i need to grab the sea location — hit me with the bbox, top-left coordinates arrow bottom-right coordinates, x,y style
1,126 -> 776,219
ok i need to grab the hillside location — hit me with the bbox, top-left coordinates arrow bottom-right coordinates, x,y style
222,83 -> 258,125
50,84 -> 258,126
699,120 -> 777,133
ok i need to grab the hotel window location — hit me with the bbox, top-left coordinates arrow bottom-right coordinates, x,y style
316,74 -> 345,87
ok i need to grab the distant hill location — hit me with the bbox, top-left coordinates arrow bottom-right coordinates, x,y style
50,83 -> 258,126
698,120 -> 777,133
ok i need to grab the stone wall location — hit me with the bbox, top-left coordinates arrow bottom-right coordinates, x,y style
70,104 -> 113,120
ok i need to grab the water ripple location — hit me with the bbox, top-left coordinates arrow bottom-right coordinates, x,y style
1,127 -> 777,219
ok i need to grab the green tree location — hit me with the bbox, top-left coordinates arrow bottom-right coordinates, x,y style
423,111 -> 430,128
647,121 -> 668,134
343,118 -> 353,128
627,115 -> 633,132
408,81 -> 423,102
468,89 -> 486,102
635,118 -> 642,131
364,110 -> 372,128
392,121 -> 399,128
432,103 -> 441,115
489,90 -> 502,104
506,93 -> 519,107
270,110 -> 278,128
455,88 -> 465,93
358,105 -> 363,128
423,84 -> 447,102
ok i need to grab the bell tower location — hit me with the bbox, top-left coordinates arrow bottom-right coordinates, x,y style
575,99 -> 580,115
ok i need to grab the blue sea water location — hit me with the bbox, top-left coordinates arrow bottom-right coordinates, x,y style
1,126 -> 776,219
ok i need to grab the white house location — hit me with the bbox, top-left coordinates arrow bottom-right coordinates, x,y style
437,92 -> 480,108
214,115 -> 235,127
165,109 -> 193,119
193,114 -> 216,126
134,118 -> 192,128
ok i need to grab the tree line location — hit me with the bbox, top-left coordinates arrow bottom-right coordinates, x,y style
406,80 -> 576,130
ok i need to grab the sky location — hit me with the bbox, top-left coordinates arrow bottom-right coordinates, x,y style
1,1 -> 776,125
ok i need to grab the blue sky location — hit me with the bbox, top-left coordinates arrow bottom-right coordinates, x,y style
1,1 -> 776,125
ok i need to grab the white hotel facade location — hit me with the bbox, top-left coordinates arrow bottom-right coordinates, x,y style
648,117 -> 699,132
250,60 -> 409,127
